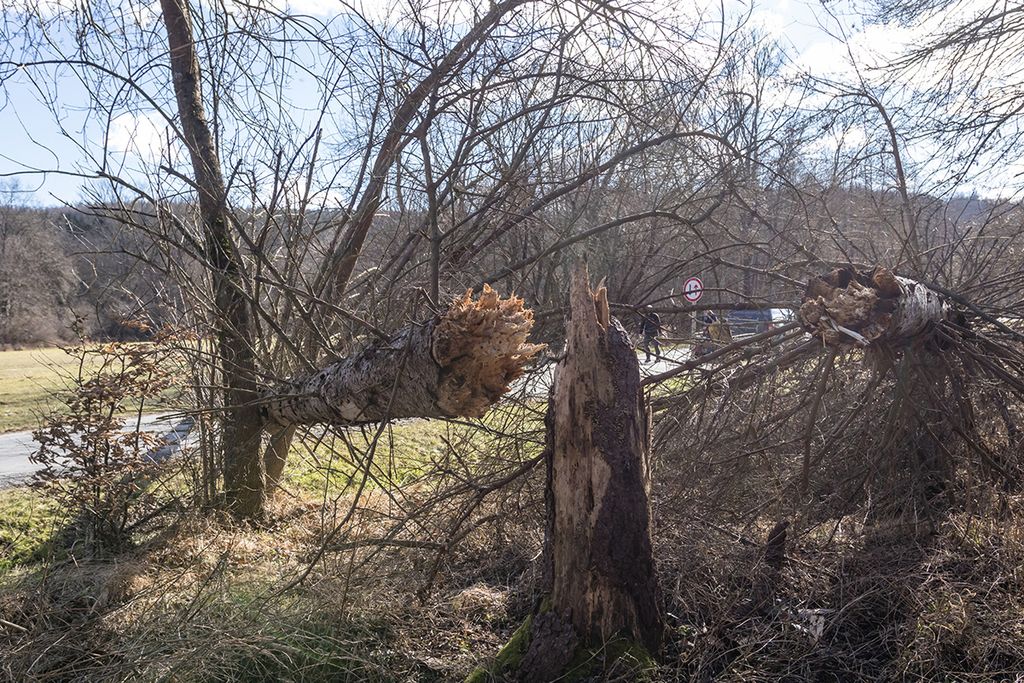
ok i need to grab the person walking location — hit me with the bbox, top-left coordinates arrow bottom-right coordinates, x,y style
639,306 -> 663,362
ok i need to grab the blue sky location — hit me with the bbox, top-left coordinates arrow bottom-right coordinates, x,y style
1,0 -> 998,206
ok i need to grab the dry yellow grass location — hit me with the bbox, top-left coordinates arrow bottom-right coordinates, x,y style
0,347 -> 82,433
0,345 -> 183,433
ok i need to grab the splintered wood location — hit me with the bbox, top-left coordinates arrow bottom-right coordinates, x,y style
264,286 -> 542,427
513,264 -> 661,681
433,284 -> 545,417
799,266 -> 953,348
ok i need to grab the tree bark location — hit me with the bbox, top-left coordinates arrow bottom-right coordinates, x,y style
510,265 -> 662,681
799,266 -> 955,348
264,424 -> 296,492
263,286 -> 542,427
160,0 -> 264,519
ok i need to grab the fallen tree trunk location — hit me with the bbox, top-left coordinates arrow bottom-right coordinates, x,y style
800,266 -> 968,517
799,266 -> 955,348
263,286 -> 543,427
472,266 -> 662,681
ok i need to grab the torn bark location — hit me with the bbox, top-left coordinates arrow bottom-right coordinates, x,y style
514,264 -> 662,680
799,266 -> 954,348
263,286 -> 543,427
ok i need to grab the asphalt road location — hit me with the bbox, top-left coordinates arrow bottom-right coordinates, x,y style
0,414 -> 195,487
518,343 -> 693,397
639,344 -> 693,375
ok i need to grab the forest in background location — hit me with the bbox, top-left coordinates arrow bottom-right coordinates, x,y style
0,186 -> 1015,348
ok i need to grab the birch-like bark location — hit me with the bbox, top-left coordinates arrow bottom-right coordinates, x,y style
799,266 -> 954,348
263,286 -> 542,427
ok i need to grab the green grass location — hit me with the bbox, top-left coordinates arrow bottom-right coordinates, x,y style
284,420 -> 467,496
0,347 -> 541,572
0,347 -> 82,433
0,345 -> 184,433
0,418 -> 499,571
281,398 -> 545,499
0,486 -> 59,571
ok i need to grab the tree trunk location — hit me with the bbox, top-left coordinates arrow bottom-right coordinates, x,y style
264,424 -> 296,492
263,286 -> 542,427
475,265 -> 662,682
799,266 -> 954,348
160,0 -> 264,519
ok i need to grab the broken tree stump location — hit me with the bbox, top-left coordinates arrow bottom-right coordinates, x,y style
471,265 -> 662,681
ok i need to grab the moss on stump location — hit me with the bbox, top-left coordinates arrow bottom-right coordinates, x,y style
467,609 -> 657,682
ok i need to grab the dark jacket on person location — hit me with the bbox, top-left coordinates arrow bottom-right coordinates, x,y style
640,312 -> 662,337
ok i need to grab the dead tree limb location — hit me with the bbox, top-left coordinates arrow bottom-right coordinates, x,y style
799,266 -> 956,348
263,286 -> 543,427
642,322 -> 802,387
799,267 -> 973,517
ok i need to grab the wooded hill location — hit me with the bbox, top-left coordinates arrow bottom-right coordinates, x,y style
2,187 -> 1018,347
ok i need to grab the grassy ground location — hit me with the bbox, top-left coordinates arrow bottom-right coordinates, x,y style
283,421 -> 452,496
5,402 -> 1024,680
0,415 -> 536,681
0,345 -> 183,433
0,487 -> 57,571
0,347 -> 80,433
0,418 -> 478,575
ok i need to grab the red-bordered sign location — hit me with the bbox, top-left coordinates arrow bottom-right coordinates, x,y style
683,276 -> 704,303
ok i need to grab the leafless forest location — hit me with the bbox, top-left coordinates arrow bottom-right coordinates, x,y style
2,0 -> 1024,680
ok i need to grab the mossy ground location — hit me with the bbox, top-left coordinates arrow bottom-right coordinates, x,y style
466,615 -> 534,683
466,605 -> 657,683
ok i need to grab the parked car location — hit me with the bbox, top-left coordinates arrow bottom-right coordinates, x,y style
726,308 -> 794,336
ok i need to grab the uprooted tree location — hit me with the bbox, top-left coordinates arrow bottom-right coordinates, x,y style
472,266 -> 662,681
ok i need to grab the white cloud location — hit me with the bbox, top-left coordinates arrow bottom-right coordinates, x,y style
748,0 -> 791,39
108,112 -> 167,163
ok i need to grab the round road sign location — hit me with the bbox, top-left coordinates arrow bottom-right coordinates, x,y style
683,276 -> 704,303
